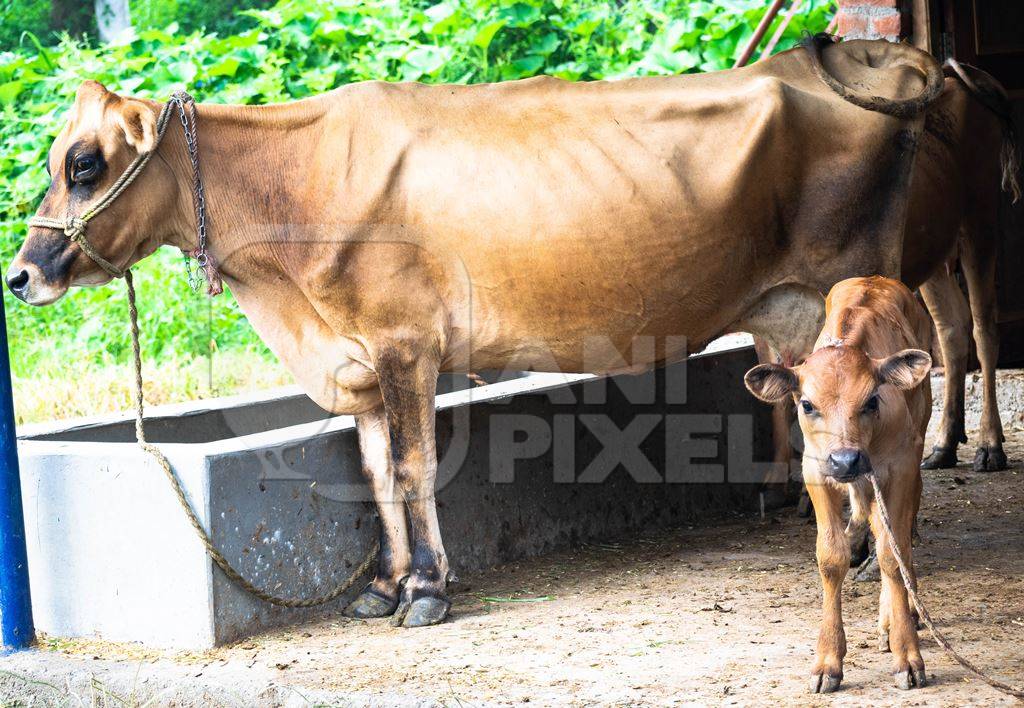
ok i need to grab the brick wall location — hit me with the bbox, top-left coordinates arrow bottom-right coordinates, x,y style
835,0 -> 904,42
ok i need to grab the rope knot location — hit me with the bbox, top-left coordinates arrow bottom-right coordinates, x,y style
63,217 -> 88,240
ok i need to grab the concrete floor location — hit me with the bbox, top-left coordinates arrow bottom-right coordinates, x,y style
2,371 -> 1022,707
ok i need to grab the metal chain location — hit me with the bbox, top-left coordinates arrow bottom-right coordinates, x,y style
173,94 -> 208,263
168,92 -> 212,291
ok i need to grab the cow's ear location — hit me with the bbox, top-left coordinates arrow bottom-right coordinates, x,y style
115,98 -> 158,154
875,349 -> 932,390
744,363 -> 799,403
76,80 -> 110,105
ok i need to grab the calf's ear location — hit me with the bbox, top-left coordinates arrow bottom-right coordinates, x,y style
744,364 -> 799,403
876,349 -> 932,390
115,98 -> 158,154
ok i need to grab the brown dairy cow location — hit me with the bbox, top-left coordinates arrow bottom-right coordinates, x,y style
745,276 -> 933,694
8,36 -> 941,627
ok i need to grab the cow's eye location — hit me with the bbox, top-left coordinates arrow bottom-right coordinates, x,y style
800,399 -> 815,415
862,394 -> 880,414
72,155 -> 99,182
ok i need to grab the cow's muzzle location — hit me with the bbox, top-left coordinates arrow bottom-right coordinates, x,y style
826,447 -> 872,482
5,260 -> 69,306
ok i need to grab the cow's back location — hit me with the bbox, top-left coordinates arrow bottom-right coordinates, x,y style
322,42 -> 942,371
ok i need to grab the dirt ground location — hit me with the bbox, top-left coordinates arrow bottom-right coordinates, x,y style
3,378 -> 1024,706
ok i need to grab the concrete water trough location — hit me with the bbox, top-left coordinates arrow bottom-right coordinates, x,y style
16,341 -> 774,649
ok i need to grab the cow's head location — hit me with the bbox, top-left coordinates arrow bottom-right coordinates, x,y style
744,345 -> 931,482
7,81 -> 180,305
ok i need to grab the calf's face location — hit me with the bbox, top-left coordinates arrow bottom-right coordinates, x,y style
744,346 -> 930,482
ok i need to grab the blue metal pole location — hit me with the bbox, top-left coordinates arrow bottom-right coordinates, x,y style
0,295 -> 33,653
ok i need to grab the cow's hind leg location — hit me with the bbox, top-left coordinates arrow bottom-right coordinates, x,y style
376,348 -> 451,628
960,230 -> 1007,471
344,407 -> 411,619
753,337 -> 798,505
919,272 -> 969,469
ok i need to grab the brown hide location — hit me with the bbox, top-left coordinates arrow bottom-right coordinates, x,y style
11,39 -> 941,412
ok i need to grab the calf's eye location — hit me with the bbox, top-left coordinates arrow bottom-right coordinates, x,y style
800,400 -> 815,415
863,395 -> 879,413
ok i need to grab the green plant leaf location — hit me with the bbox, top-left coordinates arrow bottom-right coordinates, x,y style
472,20 -> 506,50
0,81 -> 23,104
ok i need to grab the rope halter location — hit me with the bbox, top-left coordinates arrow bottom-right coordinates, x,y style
26,90 -> 221,294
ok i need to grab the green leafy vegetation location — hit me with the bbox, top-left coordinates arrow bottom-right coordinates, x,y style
0,0 -> 833,422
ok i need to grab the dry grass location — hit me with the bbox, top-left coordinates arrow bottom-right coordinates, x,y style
13,351 -> 293,425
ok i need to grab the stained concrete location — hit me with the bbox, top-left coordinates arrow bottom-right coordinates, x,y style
15,345 -> 773,649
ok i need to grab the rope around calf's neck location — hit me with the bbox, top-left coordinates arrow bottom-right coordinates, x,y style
868,474 -> 1024,700
124,271 -> 378,608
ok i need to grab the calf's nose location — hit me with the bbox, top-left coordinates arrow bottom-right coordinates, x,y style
827,448 -> 867,480
5,266 -> 29,298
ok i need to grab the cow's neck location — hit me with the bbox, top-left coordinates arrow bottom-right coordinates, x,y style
157,97 -> 339,286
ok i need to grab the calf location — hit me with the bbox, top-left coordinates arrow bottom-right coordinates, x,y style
744,276 -> 932,693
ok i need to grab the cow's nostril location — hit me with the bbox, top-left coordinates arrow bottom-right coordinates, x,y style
6,269 -> 29,293
827,448 -> 862,478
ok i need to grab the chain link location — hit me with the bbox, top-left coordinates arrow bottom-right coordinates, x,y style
170,91 -> 210,287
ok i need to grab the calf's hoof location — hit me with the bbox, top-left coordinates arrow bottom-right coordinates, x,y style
894,666 -> 927,690
809,672 -> 843,694
973,446 -> 1007,473
921,446 -> 958,470
390,594 -> 451,628
878,630 -> 890,653
344,585 -> 399,619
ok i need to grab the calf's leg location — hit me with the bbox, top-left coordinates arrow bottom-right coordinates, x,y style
805,478 -> 849,694
870,472 -> 926,689
344,407 -> 411,618
376,349 -> 451,628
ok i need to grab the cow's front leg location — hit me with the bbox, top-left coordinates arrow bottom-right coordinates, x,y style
805,477 -> 849,694
345,407 -> 411,619
961,237 -> 1007,472
919,273 -> 969,470
870,473 -> 926,690
375,348 -> 450,628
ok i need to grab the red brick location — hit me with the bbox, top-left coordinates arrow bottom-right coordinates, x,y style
837,10 -> 869,37
841,0 -> 898,7
871,13 -> 902,38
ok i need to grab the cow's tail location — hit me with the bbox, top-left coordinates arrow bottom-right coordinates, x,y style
945,58 -> 1021,203
802,32 -> 944,119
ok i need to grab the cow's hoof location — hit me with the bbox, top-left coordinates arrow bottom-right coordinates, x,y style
878,631 -> 890,653
797,491 -> 813,518
850,534 -> 870,567
809,672 -> 842,694
854,552 -> 880,582
973,445 -> 1007,472
395,596 -> 450,628
344,586 -> 399,619
894,667 -> 927,690
921,446 -> 958,470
